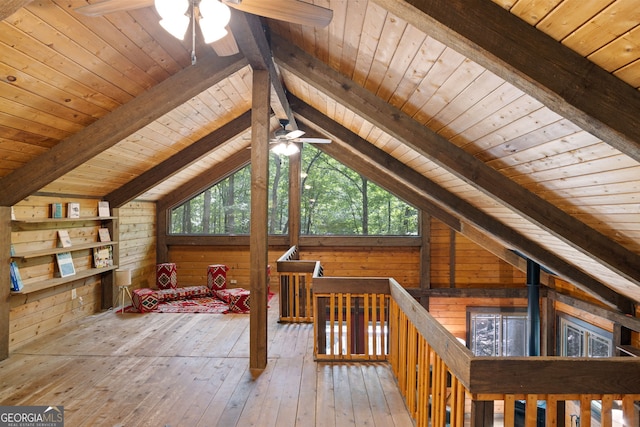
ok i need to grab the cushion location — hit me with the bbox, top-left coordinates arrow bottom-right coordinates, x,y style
155,285 -> 211,303
207,264 -> 229,292
156,263 -> 177,289
215,287 -> 248,304
132,288 -> 158,312
218,288 -> 251,313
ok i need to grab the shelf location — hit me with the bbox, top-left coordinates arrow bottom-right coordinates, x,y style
10,266 -> 118,295
12,216 -> 116,224
12,241 -> 118,260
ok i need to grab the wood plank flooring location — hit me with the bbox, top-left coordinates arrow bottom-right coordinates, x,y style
0,293 -> 414,427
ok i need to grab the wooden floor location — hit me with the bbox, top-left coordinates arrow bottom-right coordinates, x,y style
0,293 -> 414,427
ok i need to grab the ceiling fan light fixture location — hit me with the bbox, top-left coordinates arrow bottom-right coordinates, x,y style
272,142 -> 299,156
155,0 -> 189,20
159,15 -> 190,40
200,20 -> 228,43
199,0 -> 231,27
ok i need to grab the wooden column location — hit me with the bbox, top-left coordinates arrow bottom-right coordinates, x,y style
0,206 -> 10,359
288,146 -> 301,248
420,211 -> 431,308
250,69 -> 270,371
156,204 -> 169,263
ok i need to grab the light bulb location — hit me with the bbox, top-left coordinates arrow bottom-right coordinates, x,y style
200,21 -> 228,43
199,0 -> 230,25
159,15 -> 190,40
155,0 -> 189,19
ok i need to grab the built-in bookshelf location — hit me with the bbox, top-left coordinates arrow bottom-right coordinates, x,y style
10,216 -> 118,295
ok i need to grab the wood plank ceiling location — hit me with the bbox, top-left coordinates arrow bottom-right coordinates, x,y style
0,0 -> 639,308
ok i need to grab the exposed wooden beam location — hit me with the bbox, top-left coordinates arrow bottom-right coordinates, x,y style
273,35 -> 640,292
157,149 -> 251,213
0,54 -> 248,207
106,111 -> 252,208
230,10 -> 294,126
250,69 -> 270,372
371,0 -> 640,163
292,98 -> 632,312
0,0 -> 31,21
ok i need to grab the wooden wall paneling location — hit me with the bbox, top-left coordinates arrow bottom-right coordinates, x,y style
5,197 -> 157,352
116,202 -> 156,291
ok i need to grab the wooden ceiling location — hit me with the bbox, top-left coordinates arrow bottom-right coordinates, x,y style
1,0 -> 639,309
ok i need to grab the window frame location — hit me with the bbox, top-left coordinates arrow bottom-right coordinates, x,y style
466,306 -> 529,357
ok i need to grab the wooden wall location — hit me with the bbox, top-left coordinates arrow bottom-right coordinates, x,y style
116,201 -> 157,292
301,246 -> 421,288
9,197 -> 157,351
168,246 -> 286,289
431,218 -> 527,288
10,196 -> 105,350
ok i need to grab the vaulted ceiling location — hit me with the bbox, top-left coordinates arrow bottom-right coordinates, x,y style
1,0 -> 639,310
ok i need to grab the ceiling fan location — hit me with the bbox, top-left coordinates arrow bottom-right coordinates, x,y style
74,0 -> 333,57
270,119 -> 331,156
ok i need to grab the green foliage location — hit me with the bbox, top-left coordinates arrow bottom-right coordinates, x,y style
170,145 -> 418,236
300,145 -> 417,235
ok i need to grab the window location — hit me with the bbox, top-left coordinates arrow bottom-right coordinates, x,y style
558,315 -> 612,358
170,145 -> 419,236
301,145 -> 418,235
467,307 -> 528,356
170,154 -> 290,235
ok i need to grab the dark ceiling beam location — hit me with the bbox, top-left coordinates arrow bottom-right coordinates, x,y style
0,54 -> 248,207
0,0 -> 31,21
371,0 -> 640,163
157,149 -> 251,213
272,34 -> 640,290
292,98 -> 631,312
106,111 -> 252,208
230,10 -> 294,127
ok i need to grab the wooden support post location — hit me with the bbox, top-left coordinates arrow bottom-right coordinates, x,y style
471,401 -> 494,427
288,144 -> 301,248
0,206 -> 10,360
250,69 -> 270,372
420,211 -> 431,308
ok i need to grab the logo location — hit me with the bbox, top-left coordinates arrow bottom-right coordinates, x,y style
0,406 -> 63,427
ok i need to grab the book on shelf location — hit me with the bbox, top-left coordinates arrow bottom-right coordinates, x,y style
58,230 -> 72,248
98,228 -> 111,242
55,252 -> 76,277
67,202 -> 80,218
9,261 -> 23,292
51,203 -> 63,218
98,201 -> 110,217
93,246 -> 113,268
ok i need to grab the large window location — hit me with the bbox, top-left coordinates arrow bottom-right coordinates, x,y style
170,146 -> 419,236
467,307 -> 529,357
170,154 -> 290,235
300,145 -> 418,235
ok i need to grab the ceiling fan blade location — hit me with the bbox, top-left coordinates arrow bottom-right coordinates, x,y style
224,0 -> 333,28
210,29 -> 240,56
75,0 -> 154,17
299,138 -> 331,144
285,129 -> 305,139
